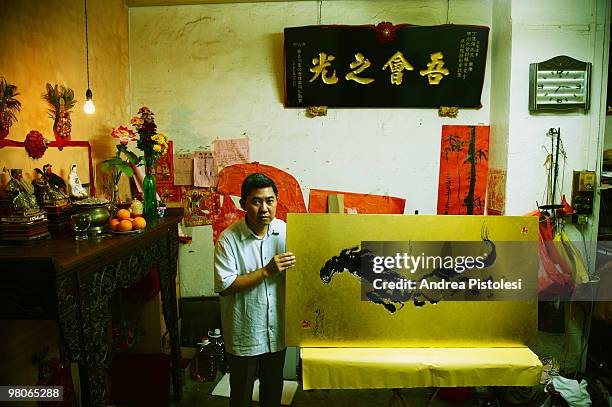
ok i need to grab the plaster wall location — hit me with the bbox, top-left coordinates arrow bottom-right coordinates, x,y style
130,0 -> 493,296
0,0 -> 130,193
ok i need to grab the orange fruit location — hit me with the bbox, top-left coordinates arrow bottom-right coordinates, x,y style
117,219 -> 133,232
132,217 -> 147,230
109,218 -> 120,231
117,209 -> 131,220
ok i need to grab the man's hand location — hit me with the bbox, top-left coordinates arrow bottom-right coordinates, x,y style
219,252 -> 296,296
264,252 -> 296,277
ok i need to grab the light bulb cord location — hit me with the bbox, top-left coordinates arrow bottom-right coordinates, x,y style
85,0 -> 90,91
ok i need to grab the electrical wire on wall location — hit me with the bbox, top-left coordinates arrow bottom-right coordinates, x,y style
446,0 -> 450,24
317,0 -> 323,25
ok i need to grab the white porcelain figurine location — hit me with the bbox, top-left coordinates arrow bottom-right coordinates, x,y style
69,163 -> 88,198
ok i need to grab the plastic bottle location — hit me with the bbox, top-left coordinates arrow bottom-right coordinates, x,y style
191,336 -> 216,382
208,328 -> 228,374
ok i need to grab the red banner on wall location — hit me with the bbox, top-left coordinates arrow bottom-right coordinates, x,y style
437,125 -> 489,215
308,188 -> 405,214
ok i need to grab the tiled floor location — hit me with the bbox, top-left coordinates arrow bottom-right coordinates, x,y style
168,369 -> 612,406
170,374 -> 524,407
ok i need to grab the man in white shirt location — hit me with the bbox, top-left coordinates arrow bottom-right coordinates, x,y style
214,173 -> 296,407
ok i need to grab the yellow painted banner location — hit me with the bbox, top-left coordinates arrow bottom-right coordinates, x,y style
285,214 -> 539,348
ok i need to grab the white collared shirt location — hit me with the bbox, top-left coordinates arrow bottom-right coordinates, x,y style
214,217 -> 286,356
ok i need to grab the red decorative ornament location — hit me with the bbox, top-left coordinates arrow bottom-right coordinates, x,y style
0,111 -> 12,140
42,83 -> 76,143
24,130 -> 50,159
54,111 -> 72,140
374,21 -> 399,43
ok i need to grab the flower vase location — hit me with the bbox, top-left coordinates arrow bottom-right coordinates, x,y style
107,184 -> 120,217
143,160 -> 158,220
111,184 -> 119,204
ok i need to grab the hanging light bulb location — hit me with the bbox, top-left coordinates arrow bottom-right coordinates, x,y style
83,0 -> 95,115
84,88 -> 95,114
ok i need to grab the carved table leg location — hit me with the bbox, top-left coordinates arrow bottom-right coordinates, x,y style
56,274 -> 82,363
159,229 -> 183,401
79,263 -> 119,407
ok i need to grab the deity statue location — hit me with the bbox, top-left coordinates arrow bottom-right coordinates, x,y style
32,168 -> 70,207
4,168 -> 40,214
42,163 -> 67,193
68,163 -> 88,198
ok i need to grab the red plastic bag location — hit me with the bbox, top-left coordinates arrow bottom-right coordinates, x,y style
532,212 -> 574,298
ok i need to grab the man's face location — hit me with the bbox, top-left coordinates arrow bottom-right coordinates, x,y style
44,166 -> 52,174
241,187 -> 277,231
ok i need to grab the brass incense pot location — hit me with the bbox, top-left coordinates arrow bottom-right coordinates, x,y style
72,198 -> 111,236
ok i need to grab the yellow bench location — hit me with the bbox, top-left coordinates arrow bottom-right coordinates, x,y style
301,347 -> 542,390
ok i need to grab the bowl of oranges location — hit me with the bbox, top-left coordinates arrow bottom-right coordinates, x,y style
108,208 -> 147,234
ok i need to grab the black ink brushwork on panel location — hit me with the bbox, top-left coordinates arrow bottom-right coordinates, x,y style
319,225 -> 497,313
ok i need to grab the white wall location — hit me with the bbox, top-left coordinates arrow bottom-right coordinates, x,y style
130,0 -> 493,296
506,0 -> 608,220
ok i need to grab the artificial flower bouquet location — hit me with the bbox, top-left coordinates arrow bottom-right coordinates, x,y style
130,107 -> 168,167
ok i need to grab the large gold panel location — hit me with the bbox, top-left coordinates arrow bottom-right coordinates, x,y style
285,214 -> 539,347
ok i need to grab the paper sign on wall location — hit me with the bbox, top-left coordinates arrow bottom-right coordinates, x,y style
213,138 -> 250,167
151,140 -> 174,185
156,184 -> 182,203
182,186 -> 220,226
193,151 -> 218,187
486,168 -> 506,216
173,152 -> 194,186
